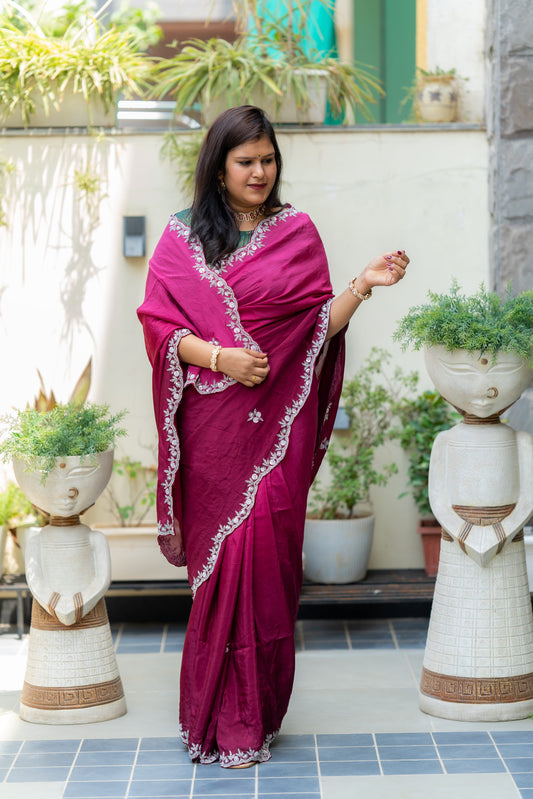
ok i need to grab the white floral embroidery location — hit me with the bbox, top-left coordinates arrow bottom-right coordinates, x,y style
320,437 -> 330,450
190,299 -> 333,597
178,722 -> 278,766
247,409 -> 264,424
324,402 -> 332,421
158,328 -> 188,537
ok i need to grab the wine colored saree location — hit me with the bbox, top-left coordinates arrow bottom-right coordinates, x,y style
138,205 -> 345,766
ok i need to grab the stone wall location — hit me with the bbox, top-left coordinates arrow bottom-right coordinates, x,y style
488,0 -> 533,434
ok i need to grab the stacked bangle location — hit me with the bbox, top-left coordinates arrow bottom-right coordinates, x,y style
210,345 -> 222,372
349,277 -> 372,301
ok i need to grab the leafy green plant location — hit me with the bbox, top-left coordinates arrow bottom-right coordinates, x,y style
0,481 -> 33,528
392,389 -> 460,518
103,456 -> 157,527
151,0 -> 382,125
0,7 -> 156,126
308,348 -> 417,519
394,280 -> 533,363
160,130 -> 205,201
0,403 -> 127,481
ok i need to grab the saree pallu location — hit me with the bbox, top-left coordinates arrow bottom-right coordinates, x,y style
138,206 -> 345,766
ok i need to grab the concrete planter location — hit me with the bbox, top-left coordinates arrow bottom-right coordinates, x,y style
303,515 -> 374,584
99,525 -> 188,581
2,92 -> 116,129
205,70 -> 328,126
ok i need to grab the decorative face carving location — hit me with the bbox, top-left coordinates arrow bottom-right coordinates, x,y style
424,346 -> 533,417
13,451 -> 113,517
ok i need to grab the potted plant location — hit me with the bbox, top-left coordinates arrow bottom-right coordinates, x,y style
0,481 -> 35,582
0,2 -> 156,128
393,388 -> 460,576
403,66 -> 461,124
87,454 -> 185,581
150,0 -> 382,126
304,348 -> 416,583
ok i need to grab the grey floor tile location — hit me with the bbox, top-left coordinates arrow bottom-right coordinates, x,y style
139,738 -> 184,750
129,782 -> 192,797
375,732 -> 434,746
133,764 -> 193,780
79,739 -> 139,752
379,745 -> 438,760
511,774 -> 533,790
317,733 -> 374,747
266,747 -> 316,763
0,755 -> 13,768
274,735 -> 315,747
0,742 -> 22,754
14,752 -> 76,767
498,743 -> 533,758
189,777 -> 254,794
69,765 -> 133,781
254,761 -> 318,777
443,759 -> 507,774
318,746 -> 377,762
63,782 -> 129,798
136,749 -> 192,765
21,739 -> 80,753
433,731 -> 492,744
258,794 -> 320,798
437,744 -> 498,759
7,767 -> 72,782
381,760 -> 443,775
319,760 -> 381,776
257,776 -> 320,792
74,751 -> 136,766
492,732 -> 533,744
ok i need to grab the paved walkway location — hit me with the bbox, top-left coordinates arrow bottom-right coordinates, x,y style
1,618 -> 532,798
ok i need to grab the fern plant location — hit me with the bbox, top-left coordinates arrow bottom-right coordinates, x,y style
0,403 -> 127,481
394,280 -> 533,363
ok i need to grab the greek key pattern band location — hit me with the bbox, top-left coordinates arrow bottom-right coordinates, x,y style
31,598 -> 108,631
21,676 -> 124,710
421,667 -> 533,704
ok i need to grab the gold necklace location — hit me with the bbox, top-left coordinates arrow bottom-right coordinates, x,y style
234,204 -> 265,224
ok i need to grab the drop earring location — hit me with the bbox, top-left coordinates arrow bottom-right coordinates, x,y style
218,178 -> 226,193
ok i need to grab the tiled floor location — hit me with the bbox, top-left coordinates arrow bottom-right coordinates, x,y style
1,616 -> 532,799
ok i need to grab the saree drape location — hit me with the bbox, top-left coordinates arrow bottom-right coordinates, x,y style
138,205 -> 345,766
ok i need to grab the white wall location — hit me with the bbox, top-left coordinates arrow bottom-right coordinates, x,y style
425,0 -> 486,123
0,126 -> 489,568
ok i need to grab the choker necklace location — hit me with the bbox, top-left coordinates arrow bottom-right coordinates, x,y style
234,204 -> 265,224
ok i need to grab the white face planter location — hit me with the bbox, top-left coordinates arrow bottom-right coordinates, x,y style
13,450 -> 113,518
424,345 -> 533,418
419,345 -> 533,722
13,448 -> 127,724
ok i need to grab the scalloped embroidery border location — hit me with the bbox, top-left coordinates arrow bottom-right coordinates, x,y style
190,299 -> 332,597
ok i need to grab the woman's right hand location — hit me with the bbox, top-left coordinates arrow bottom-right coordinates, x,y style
218,348 -> 270,388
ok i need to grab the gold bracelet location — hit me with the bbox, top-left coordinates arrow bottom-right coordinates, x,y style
349,277 -> 372,301
210,344 -> 222,372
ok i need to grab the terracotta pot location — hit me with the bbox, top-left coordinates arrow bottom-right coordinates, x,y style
417,518 -> 442,576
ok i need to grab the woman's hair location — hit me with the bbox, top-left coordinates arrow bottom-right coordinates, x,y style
190,105 -> 284,265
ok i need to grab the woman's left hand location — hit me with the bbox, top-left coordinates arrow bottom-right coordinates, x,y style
357,250 -> 409,293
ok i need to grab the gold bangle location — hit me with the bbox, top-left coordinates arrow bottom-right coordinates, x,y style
349,277 -> 372,301
210,344 -> 222,372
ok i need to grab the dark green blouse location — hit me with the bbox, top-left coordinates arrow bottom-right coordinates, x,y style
175,208 -> 254,249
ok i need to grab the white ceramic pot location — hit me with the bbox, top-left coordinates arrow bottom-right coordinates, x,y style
99,524 -> 188,581
416,77 -> 458,123
204,70 -> 328,126
303,515 -> 374,584
525,531 -> 533,588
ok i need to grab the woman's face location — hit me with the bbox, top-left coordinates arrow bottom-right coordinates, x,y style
221,134 -> 277,213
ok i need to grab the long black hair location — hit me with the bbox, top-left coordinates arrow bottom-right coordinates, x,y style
190,105 -> 284,265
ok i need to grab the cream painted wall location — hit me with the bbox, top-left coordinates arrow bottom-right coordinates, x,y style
425,0 -> 487,123
0,127 -> 489,568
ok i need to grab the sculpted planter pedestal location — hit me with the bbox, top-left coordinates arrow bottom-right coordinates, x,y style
419,346 -> 533,721
14,450 -> 126,724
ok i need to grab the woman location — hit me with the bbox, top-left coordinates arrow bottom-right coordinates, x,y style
138,105 -> 408,768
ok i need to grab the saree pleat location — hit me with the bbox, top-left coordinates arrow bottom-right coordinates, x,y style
179,401 -> 316,766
